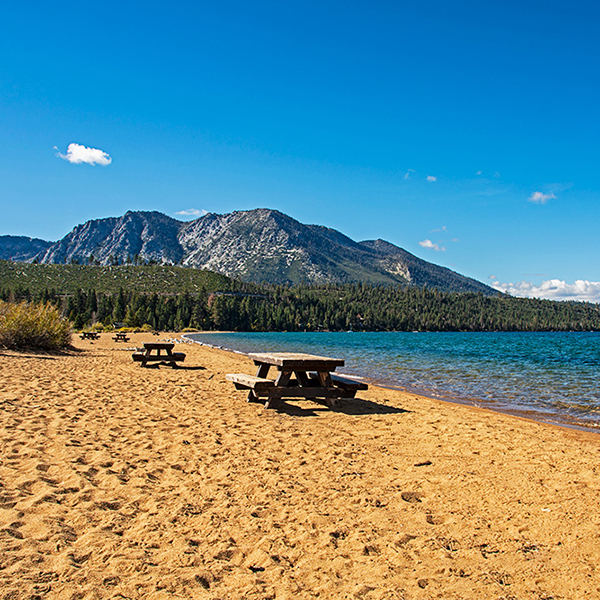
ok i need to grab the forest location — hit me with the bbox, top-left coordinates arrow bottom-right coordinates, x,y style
2,279 -> 600,332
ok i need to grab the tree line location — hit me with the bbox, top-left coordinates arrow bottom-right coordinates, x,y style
2,283 -> 600,332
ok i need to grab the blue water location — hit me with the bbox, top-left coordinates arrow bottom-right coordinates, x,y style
187,331 -> 600,432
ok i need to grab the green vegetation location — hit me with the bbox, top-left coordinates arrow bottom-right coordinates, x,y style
206,285 -> 600,332
1,262 -> 599,332
0,300 -> 71,350
0,260 -> 233,295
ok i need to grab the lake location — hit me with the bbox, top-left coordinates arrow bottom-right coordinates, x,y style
187,331 -> 600,432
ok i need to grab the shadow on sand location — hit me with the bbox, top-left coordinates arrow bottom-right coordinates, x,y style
265,396 -> 409,418
336,396 -> 410,416
140,363 -> 206,371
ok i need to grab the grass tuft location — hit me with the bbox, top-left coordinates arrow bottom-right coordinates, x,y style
0,300 -> 72,350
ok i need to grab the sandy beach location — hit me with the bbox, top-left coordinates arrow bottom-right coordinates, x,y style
1,332 -> 599,600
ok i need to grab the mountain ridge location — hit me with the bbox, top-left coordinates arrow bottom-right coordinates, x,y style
0,235 -> 52,262
2,209 -> 494,295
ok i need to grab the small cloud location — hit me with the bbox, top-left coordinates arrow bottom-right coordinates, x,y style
491,279 -> 600,302
476,170 -> 483,176
419,239 -> 445,251
488,275 -> 498,280
404,169 -> 416,180
175,208 -> 208,218
529,191 -> 556,204
431,226 -> 447,233
55,143 -> 112,166
426,175 -> 437,182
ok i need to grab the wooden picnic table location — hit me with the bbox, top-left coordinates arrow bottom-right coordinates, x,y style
132,342 -> 186,367
80,331 -> 100,340
226,352 -> 368,410
113,332 -> 130,342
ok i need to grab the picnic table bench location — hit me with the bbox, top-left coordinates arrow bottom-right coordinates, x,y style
80,331 -> 100,340
227,352 -> 367,410
132,342 -> 186,367
113,332 -> 130,342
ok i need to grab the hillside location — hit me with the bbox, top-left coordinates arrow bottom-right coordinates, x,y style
0,260 -> 234,296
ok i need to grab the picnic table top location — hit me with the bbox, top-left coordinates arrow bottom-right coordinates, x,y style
248,352 -> 345,370
143,342 -> 175,351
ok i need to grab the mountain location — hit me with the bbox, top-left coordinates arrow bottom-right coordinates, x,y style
5,209 -> 494,294
36,211 -> 184,265
0,235 -> 52,262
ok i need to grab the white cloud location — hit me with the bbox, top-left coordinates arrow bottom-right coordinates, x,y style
419,239 -> 445,251
175,208 -> 208,218
491,279 -> 600,303
55,143 -> 112,166
403,170 -> 437,182
528,191 -> 556,204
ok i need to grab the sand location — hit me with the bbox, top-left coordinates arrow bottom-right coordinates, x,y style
1,332 -> 599,600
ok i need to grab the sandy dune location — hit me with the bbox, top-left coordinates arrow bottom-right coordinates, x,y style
1,332 -> 599,599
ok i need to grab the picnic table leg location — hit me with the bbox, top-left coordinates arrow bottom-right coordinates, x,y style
263,370 -> 293,409
295,371 -> 311,387
316,371 -> 341,410
316,371 -> 332,387
164,349 -> 178,368
275,370 -> 292,386
247,364 -> 270,403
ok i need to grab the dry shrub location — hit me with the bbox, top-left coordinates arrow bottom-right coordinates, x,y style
0,300 -> 72,350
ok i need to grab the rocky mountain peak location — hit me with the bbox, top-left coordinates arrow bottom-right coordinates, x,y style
1,209 -> 494,294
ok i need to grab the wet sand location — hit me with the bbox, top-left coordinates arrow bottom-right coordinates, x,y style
1,332 -> 599,599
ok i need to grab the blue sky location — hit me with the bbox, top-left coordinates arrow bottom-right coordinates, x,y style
2,0 -> 599,301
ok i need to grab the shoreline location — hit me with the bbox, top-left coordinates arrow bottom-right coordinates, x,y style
185,332 -> 600,436
2,332 -> 600,598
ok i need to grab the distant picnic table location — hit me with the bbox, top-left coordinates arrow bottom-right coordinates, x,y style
132,342 -> 186,368
113,332 -> 130,342
227,351 -> 368,410
80,331 -> 100,340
